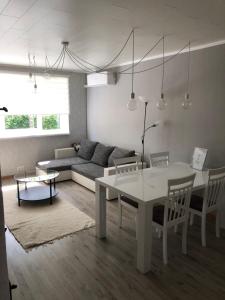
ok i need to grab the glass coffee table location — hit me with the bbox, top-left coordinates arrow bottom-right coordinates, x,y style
14,171 -> 59,206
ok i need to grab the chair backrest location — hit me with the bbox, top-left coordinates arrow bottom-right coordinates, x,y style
204,167 -> 225,210
164,173 -> 196,225
150,151 -> 169,167
114,156 -> 141,175
191,147 -> 208,170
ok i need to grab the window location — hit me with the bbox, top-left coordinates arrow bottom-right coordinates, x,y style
0,73 -> 70,138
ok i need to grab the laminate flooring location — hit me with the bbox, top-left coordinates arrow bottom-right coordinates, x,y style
3,179 -> 225,300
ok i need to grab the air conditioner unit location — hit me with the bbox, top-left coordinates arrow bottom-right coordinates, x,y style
85,72 -> 116,87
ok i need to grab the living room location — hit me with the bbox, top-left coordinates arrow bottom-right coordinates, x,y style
1,1 -> 225,299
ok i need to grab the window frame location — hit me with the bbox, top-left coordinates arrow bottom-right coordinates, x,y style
0,71 -> 70,139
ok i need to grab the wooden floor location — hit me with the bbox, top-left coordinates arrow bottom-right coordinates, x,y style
4,179 -> 225,300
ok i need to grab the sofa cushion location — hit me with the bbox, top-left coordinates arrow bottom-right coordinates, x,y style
91,143 -> 114,167
37,157 -> 89,172
108,147 -> 135,167
71,163 -> 104,180
78,139 -> 98,160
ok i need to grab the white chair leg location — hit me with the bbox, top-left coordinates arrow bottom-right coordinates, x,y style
162,228 -> 168,265
190,213 -> 194,225
216,211 -> 220,238
182,221 -> 188,255
201,214 -> 206,247
118,197 -> 122,228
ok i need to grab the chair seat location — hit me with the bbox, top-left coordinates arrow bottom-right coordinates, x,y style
190,194 -> 203,211
153,205 -> 165,225
120,195 -> 138,208
153,205 -> 181,225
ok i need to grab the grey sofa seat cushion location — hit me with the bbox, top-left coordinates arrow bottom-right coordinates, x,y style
78,139 -> 98,160
91,143 -> 114,167
71,163 -> 104,180
108,147 -> 135,167
37,157 -> 89,172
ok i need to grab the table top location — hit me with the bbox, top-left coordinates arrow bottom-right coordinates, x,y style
14,171 -> 59,183
96,162 -> 208,204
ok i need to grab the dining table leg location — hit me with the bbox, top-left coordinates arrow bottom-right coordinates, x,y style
136,202 -> 153,274
95,182 -> 106,238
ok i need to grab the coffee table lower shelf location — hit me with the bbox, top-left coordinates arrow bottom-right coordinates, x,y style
18,186 -> 58,205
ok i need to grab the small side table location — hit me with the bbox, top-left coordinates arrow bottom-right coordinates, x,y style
14,171 -> 59,206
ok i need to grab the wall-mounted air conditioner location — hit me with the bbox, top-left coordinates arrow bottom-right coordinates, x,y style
85,72 -> 116,87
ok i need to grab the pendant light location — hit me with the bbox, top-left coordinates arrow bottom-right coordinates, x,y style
33,56 -> 37,93
28,53 -> 33,82
156,36 -> 167,110
182,41 -> 192,109
127,30 -> 138,111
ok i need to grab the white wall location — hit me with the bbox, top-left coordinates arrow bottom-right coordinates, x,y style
0,73 -> 87,176
87,44 -> 225,168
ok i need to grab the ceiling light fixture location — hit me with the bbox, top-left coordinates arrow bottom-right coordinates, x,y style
26,31 -> 193,111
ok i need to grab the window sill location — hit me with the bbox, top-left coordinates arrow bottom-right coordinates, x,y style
0,131 -> 70,140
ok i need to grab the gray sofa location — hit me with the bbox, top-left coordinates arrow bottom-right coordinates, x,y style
36,139 -> 140,200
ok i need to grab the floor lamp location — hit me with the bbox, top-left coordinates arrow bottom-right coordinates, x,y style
140,98 -> 160,168
128,96 -> 160,168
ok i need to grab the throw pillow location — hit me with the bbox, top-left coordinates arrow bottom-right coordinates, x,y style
108,147 -> 135,167
78,139 -> 98,160
91,143 -> 114,167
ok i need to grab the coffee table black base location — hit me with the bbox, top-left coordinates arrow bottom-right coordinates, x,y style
18,186 -> 58,206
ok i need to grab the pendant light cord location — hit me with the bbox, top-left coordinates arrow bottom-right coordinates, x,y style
33,56 -> 37,86
187,41 -> 191,93
131,29 -> 135,95
161,36 -> 165,94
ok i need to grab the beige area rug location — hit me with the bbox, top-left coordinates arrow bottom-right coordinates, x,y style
3,183 -> 95,249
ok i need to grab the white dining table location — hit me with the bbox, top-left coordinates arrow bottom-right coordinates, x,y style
95,162 -> 208,274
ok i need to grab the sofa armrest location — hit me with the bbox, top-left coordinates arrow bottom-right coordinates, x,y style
104,161 -> 146,176
54,147 -> 76,159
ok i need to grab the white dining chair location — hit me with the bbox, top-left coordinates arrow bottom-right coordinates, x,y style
150,151 -> 169,167
189,167 -> 225,247
114,156 -> 141,229
152,173 -> 196,265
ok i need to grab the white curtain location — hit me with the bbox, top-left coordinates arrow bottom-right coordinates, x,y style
0,72 -> 69,115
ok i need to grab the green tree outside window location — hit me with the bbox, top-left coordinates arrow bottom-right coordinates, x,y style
5,115 -> 37,129
42,115 -> 60,130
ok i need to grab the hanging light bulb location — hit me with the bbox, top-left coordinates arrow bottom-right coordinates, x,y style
127,92 -> 137,110
127,29 -> 137,111
182,41 -> 192,110
156,92 -> 167,110
34,82 -> 37,94
156,36 -> 167,110
28,71 -> 33,82
182,92 -> 192,109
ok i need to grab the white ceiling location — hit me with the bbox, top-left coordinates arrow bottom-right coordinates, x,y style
0,0 -> 225,71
